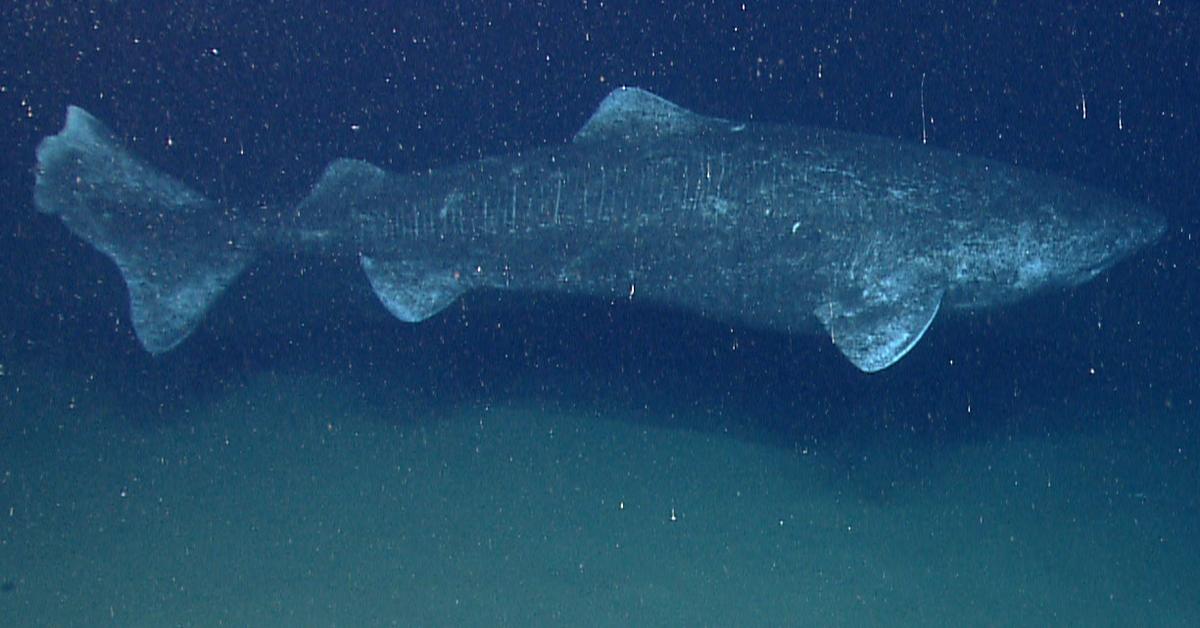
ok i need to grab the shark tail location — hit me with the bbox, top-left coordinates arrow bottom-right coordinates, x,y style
34,106 -> 254,353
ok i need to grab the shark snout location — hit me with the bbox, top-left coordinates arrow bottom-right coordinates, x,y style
1134,209 -> 1168,247
1107,207 -> 1167,264
1094,206 -> 1166,274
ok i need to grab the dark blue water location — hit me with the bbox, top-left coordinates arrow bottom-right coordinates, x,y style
1,3 -> 1196,625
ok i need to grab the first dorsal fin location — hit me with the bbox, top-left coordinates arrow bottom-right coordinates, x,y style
574,87 -> 730,144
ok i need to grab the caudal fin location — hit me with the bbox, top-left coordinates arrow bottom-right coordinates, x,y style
34,106 -> 253,353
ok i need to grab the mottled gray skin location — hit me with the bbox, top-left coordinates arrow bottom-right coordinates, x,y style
34,88 -> 1164,371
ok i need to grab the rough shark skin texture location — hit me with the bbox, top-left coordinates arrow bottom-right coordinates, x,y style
34,88 -> 1164,371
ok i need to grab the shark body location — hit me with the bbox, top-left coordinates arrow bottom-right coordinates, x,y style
33,88 -> 1164,371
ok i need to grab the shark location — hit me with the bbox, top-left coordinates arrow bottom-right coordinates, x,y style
33,87 -> 1164,372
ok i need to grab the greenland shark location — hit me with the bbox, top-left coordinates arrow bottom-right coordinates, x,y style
33,87 -> 1163,372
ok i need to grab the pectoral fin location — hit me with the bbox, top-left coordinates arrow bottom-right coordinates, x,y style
816,281 -> 943,373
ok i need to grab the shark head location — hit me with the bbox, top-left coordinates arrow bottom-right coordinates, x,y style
821,183 -> 1165,374
945,182 -> 1165,310
1024,192 -> 1165,288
